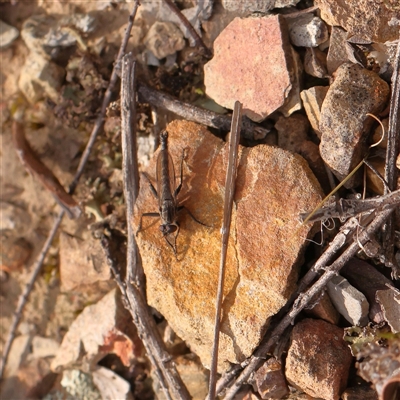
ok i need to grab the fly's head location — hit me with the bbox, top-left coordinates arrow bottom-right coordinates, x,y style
159,223 -> 178,236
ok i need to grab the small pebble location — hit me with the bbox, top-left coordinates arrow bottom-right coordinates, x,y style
288,14 -> 329,47
327,275 -> 370,326
0,20 -> 19,49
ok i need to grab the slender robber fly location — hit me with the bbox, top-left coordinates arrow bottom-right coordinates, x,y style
136,131 -> 207,255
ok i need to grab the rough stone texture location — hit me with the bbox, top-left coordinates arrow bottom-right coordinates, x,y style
300,86 -> 328,137
304,47 -> 328,78
341,386 -> 379,400
305,289 -> 340,325
342,258 -> 392,324
59,231 -> 112,292
92,367 -> 132,400
286,319 -> 352,400
275,113 -> 309,155
376,289 -> 400,333
144,21 -> 185,59
204,15 -> 297,122
278,46 -> 303,117
134,120 -> 323,371
287,14 -> 328,47
51,289 -> 142,373
0,20 -> 19,49
252,358 -> 289,399
222,0 -> 275,12
18,53 -> 65,103
315,0 -> 400,43
327,26 -> 350,75
319,63 -> 390,186
297,140 -> 330,194
327,275 -> 370,326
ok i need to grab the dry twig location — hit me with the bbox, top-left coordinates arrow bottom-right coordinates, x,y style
382,34 -> 400,277
300,188 -> 400,223
12,121 -> 81,219
137,82 -> 270,139
117,53 -> 191,400
162,0 -> 211,57
208,101 -> 242,400
0,1 -> 141,380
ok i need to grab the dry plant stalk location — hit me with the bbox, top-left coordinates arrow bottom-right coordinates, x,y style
12,121 -> 81,219
207,101 -> 243,400
0,0 -> 141,380
137,82 -> 270,139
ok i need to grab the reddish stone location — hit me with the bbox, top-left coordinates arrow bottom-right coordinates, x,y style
204,15 -> 296,122
286,318 -> 352,400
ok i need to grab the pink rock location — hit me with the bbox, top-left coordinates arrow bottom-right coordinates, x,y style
286,318 -> 352,400
204,15 -> 297,122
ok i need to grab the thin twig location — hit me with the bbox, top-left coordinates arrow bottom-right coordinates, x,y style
221,206 -> 396,399
382,32 -> 400,277
299,188 -> 400,223
121,54 -> 143,286
0,211 -> 64,379
120,54 -> 191,400
101,236 -> 173,400
207,101 -> 242,400
0,1 -> 141,381
137,82 -> 270,139
12,121 -> 81,219
162,0 -> 212,57
69,0 -> 141,193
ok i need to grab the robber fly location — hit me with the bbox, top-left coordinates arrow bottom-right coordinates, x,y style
136,130 -> 207,255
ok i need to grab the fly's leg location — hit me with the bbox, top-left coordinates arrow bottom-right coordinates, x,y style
178,205 -> 210,228
174,147 -> 188,197
141,172 -> 158,199
164,223 -> 180,256
136,212 -> 160,236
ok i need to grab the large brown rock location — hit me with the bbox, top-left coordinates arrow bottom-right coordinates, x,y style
204,15 -> 297,122
134,120 -> 323,371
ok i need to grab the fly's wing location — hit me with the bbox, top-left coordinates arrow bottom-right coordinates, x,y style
156,151 -> 176,207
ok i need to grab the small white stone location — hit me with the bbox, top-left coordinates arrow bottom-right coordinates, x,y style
288,14 -> 329,47
0,20 -> 19,49
327,275 -> 369,326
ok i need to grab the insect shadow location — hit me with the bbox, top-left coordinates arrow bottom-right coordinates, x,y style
136,131 -> 208,256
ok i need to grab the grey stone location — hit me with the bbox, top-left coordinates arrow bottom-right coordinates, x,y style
18,52 -> 65,103
0,20 -> 19,49
288,14 -> 329,47
319,63 -> 390,186
144,21 -> 185,59
326,26 -> 349,75
222,0 -> 275,12
327,275 -> 369,326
